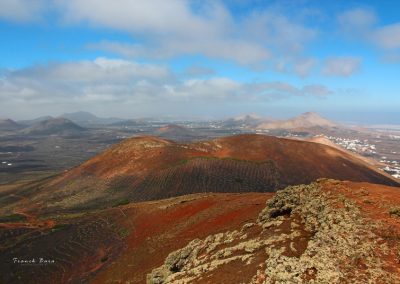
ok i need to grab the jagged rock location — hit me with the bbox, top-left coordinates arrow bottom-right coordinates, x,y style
147,182 -> 400,284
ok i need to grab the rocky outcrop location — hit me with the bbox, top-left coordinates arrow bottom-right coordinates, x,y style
147,181 -> 400,283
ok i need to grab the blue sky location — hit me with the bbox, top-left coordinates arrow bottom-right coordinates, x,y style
0,0 -> 399,123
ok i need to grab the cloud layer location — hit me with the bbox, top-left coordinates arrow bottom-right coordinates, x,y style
338,8 -> 400,61
0,57 -> 331,117
0,0 -> 46,22
322,57 -> 361,77
1,0 -> 319,69
1,2 -> 399,69
59,0 -> 270,65
1,1 -> 398,120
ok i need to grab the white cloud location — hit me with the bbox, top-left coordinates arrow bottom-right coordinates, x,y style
0,58 -> 332,117
0,0 -> 47,22
241,11 -> 317,53
88,40 -> 269,65
322,57 -> 361,77
87,41 -> 145,58
56,0 -> 317,67
183,66 -> 215,77
56,0 -> 269,65
373,24 -> 400,49
293,58 -> 317,77
271,57 -> 317,77
0,0 -> 319,73
1,58 -> 172,103
301,85 -> 332,97
338,8 -> 400,62
56,0 -> 219,36
249,82 -> 331,98
338,8 -> 377,34
16,57 -> 172,83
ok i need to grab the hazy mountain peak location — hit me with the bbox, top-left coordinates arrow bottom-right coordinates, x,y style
0,118 -> 23,130
301,111 -> 320,117
61,111 -> 98,121
21,117 -> 85,135
256,111 -> 337,130
0,118 -> 17,124
296,112 -> 337,126
233,113 -> 263,121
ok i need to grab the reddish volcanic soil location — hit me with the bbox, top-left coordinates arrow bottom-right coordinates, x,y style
11,134 -> 394,215
321,180 -> 400,278
1,180 -> 400,283
1,134 -> 400,283
0,192 -> 272,284
90,193 -> 272,283
322,180 -> 400,275
323,180 -> 400,231
145,180 -> 400,284
53,134 -> 399,185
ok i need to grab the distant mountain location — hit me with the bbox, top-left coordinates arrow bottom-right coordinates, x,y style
61,111 -> 98,124
21,117 -> 86,135
222,114 -> 266,128
154,124 -> 199,140
110,119 -> 146,127
0,119 -> 24,131
257,112 -> 338,130
60,111 -> 124,126
18,116 -> 53,126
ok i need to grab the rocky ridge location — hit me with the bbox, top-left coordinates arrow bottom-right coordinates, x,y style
147,180 -> 400,283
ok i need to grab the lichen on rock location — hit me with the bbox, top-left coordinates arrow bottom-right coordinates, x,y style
147,181 -> 400,284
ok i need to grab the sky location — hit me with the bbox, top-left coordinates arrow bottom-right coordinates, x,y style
0,0 -> 399,124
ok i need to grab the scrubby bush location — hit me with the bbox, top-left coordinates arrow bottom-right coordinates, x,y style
389,207 -> 400,217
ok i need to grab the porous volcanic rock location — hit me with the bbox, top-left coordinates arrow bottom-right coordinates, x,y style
148,180 -> 400,284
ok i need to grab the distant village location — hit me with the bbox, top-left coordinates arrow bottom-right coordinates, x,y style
327,136 -> 400,179
327,136 -> 377,155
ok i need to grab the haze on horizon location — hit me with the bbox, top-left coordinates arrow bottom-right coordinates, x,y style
0,0 -> 399,124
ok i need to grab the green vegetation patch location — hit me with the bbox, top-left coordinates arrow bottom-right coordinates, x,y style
389,207 -> 400,217
112,198 -> 130,207
109,222 -> 131,239
51,223 -> 71,232
118,227 -> 130,238
175,156 -> 270,167
0,213 -> 27,223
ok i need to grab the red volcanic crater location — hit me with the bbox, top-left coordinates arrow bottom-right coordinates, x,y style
19,134 -> 396,213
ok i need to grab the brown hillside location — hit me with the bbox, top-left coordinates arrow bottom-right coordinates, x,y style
57,134 -> 398,184
1,180 -> 400,283
9,134 -> 396,214
0,192 -> 272,284
257,112 -> 338,130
